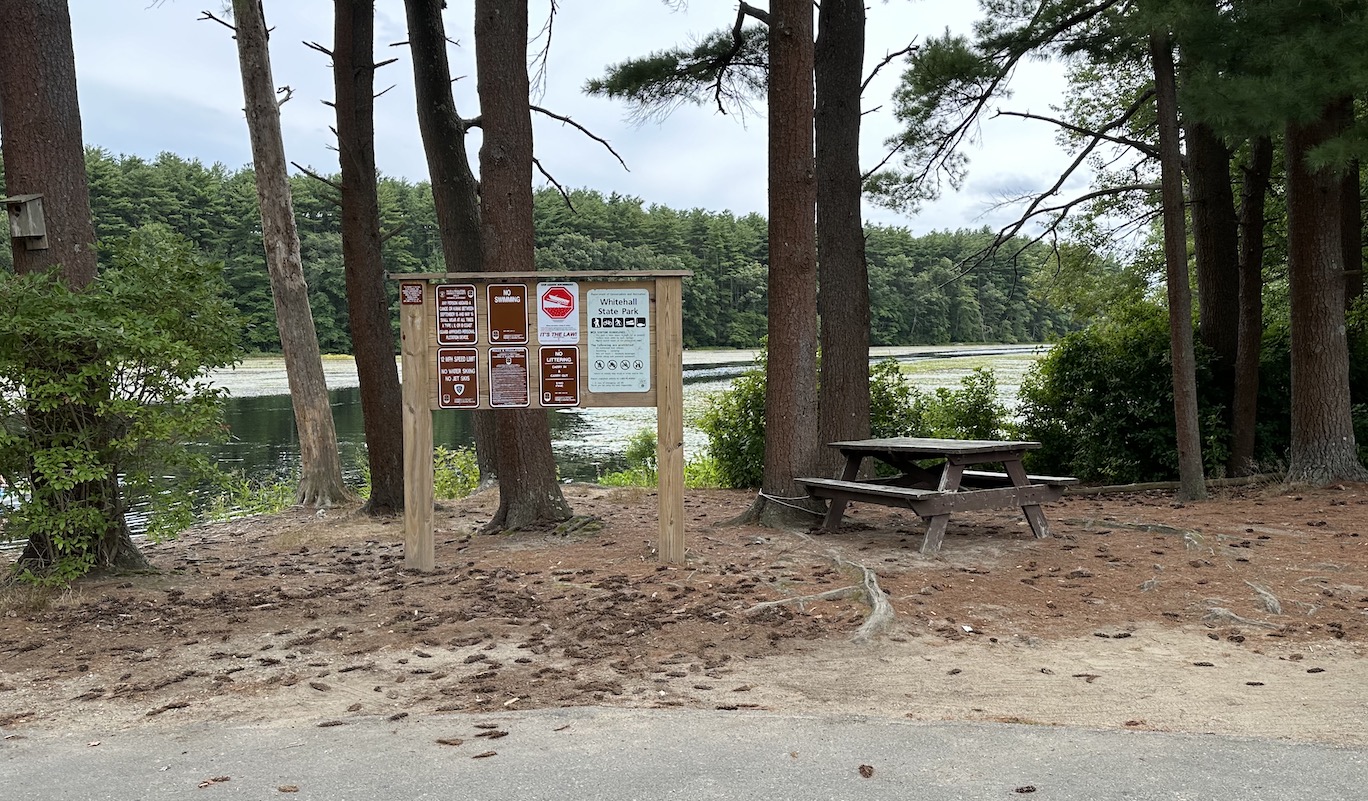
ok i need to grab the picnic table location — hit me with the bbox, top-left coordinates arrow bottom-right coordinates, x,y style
796,437 -> 1077,555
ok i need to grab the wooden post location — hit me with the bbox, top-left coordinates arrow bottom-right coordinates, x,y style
656,276 -> 686,564
400,283 -> 435,570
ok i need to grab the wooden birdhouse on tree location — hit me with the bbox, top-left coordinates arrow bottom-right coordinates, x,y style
4,193 -> 48,250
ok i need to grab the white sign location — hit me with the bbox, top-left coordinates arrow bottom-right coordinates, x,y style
587,288 -> 650,393
536,282 -> 580,345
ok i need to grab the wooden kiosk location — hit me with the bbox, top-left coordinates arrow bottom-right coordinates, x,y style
392,270 -> 691,570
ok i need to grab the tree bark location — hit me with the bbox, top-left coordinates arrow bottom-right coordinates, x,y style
1228,135 -> 1273,477
1343,159 -> 1363,305
754,0 -> 819,525
1184,121 -> 1240,369
0,0 -> 149,573
474,0 -> 571,529
1150,32 -> 1206,501
1284,103 -> 1368,484
231,0 -> 350,507
403,0 -> 498,484
334,0 -> 405,515
815,0 -> 870,477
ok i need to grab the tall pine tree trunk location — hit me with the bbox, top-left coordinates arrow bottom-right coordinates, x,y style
1284,103 -> 1368,484
1229,135 -> 1273,476
403,0 -> 498,486
473,0 -> 571,529
815,0 -> 870,476
0,0 -> 147,573
334,0 -> 404,515
1150,31 -> 1206,501
1184,121 -> 1240,397
751,0 -> 819,525
231,0 -> 349,507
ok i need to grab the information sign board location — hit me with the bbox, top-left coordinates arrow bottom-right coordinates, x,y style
587,288 -> 650,393
539,346 -> 580,407
487,284 -> 528,344
537,282 -> 580,345
436,284 -> 477,345
488,346 -> 530,407
436,348 -> 478,408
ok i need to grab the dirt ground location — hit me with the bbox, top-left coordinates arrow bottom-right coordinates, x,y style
4,482 -> 1368,745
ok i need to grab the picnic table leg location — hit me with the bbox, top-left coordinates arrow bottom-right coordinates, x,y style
820,454 -> 863,530
921,514 -> 950,555
1004,458 -> 1052,539
918,460 -> 965,555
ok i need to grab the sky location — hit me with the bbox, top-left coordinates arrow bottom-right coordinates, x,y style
62,0 -> 1083,235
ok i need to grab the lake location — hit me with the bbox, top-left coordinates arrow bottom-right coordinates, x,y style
210,345 -> 1047,486
1,345 -> 1045,542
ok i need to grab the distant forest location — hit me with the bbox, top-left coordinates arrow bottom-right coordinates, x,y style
1,150 -> 1080,353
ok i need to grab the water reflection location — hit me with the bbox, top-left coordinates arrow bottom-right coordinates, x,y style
213,385 -> 679,487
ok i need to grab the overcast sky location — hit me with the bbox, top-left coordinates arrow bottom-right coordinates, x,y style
63,0 -> 1081,235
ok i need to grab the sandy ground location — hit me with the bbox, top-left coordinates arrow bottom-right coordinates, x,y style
3,482 -> 1367,745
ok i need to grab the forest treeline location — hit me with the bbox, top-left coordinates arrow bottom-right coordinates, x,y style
0,149 -> 1077,353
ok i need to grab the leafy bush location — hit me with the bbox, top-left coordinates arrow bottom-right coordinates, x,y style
915,368 -> 1010,440
696,356 -> 1010,488
696,367 -> 768,488
599,428 -> 725,488
433,446 -> 480,499
0,225 -> 241,581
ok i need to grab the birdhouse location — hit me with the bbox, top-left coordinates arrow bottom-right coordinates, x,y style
4,194 -> 49,250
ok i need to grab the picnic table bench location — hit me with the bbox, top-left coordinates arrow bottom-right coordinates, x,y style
797,437 -> 1078,555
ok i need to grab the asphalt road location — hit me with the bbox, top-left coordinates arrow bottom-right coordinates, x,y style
4,707 -> 1363,800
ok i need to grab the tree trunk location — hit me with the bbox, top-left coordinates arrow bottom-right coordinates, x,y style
1184,120 -> 1240,377
231,0 -> 350,507
815,0 -> 870,477
1150,32 -> 1206,501
334,0 -> 405,515
1284,104 -> 1368,484
474,0 -> 571,529
1343,159 -> 1363,305
1228,135 -> 1273,477
0,0 -> 149,574
402,0 -> 498,485
752,0 -> 819,525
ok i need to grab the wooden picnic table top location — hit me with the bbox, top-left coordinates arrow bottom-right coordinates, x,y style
828,437 -> 1042,458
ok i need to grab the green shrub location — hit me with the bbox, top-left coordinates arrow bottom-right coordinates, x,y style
433,446 -> 480,499
695,356 -> 1008,488
915,367 -> 1009,440
600,428 -> 724,488
0,225 -> 241,581
696,367 -> 768,488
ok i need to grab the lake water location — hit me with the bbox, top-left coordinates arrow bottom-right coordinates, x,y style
211,345 -> 1046,486
0,346 -> 1046,545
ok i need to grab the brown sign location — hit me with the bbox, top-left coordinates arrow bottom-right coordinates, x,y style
436,284 -> 477,345
436,348 -> 479,408
487,283 -> 528,344
399,281 -> 424,305
488,346 -> 529,408
540,347 -> 580,407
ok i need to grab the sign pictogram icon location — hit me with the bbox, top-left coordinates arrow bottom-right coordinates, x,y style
540,285 -> 576,320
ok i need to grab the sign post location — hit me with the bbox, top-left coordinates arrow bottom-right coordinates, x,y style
391,270 -> 691,569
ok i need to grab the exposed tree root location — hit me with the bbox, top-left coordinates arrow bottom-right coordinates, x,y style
744,585 -> 861,614
1064,473 -> 1283,496
1202,606 -> 1280,629
785,530 -> 896,643
1244,581 -> 1283,615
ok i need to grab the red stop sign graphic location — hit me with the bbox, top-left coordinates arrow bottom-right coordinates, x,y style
540,285 -> 576,320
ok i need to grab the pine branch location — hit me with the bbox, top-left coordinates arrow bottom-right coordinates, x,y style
532,157 -> 575,211
530,105 -> 629,171
198,10 -> 236,32
862,41 -> 917,94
